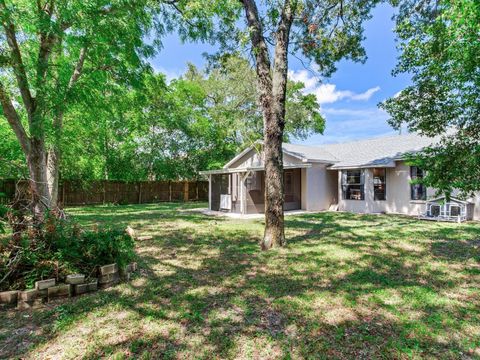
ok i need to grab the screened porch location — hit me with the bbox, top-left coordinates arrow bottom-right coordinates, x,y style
201,165 -> 309,215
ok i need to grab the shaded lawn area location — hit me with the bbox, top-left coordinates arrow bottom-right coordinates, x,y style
1,203 -> 480,359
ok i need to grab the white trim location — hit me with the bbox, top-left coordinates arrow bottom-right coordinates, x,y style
327,163 -> 396,170
200,163 -> 312,175
223,144 -> 258,169
222,141 -> 333,170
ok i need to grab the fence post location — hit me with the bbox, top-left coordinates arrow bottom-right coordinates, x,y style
102,181 -> 106,204
138,182 -> 142,204
168,181 -> 172,202
183,181 -> 189,202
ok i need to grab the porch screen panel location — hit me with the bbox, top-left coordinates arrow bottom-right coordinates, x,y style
211,174 -> 229,211
284,169 -> 301,210
245,171 -> 264,214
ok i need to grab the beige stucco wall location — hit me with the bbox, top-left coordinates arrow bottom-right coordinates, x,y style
337,161 -> 480,220
301,164 -> 337,211
225,149 -> 480,220
338,162 -> 434,216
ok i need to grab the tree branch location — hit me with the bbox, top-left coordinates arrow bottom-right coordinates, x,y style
0,0 -> 35,117
239,0 -> 273,121
67,46 -> 87,90
0,81 -> 31,154
272,0 -> 296,112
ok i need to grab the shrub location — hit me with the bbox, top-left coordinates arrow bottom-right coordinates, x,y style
0,211 -> 135,291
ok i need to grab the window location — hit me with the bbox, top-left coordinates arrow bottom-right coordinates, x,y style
450,205 -> 461,217
410,166 -> 426,200
342,170 -> 365,200
373,168 -> 386,201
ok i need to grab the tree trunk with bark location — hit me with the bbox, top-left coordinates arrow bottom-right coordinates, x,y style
241,0 -> 294,249
0,0 -> 86,218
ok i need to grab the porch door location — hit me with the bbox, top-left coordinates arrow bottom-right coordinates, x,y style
284,169 -> 301,210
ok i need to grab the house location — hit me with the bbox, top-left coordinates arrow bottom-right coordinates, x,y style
200,133 -> 480,221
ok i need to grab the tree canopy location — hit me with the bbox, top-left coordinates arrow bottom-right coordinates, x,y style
381,0 -> 480,196
0,54 -> 325,181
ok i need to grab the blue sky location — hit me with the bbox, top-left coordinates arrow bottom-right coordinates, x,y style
150,3 -> 410,145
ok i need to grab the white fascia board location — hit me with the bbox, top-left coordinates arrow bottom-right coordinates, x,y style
199,163 -> 312,176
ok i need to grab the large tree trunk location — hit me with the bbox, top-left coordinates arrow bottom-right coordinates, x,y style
26,139 -> 52,217
241,0 -> 294,249
47,148 -> 60,208
262,118 -> 285,249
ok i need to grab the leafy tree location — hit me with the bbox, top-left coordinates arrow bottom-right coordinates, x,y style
172,0 -> 381,248
58,57 -> 324,182
185,55 -> 325,145
381,0 -> 480,197
0,0 -> 161,217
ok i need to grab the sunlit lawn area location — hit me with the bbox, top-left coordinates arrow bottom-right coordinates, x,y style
1,202 -> 479,359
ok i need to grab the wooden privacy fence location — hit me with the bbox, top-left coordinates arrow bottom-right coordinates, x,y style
0,179 -> 208,206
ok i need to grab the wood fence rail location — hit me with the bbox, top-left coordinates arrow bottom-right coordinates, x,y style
0,179 -> 208,206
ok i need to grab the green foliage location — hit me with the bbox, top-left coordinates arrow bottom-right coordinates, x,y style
0,202 -> 7,234
0,212 -> 135,291
171,0 -> 381,77
19,54 -> 324,182
381,0 -> 480,196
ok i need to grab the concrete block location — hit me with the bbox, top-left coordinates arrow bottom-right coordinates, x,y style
0,290 -> 18,305
74,280 -> 98,295
98,273 -> 119,287
65,274 -> 85,285
17,298 -> 43,310
99,263 -> 118,276
19,289 -> 38,302
37,289 -> 48,299
35,278 -> 55,290
47,284 -> 71,300
87,280 -> 98,292
126,262 -> 138,272
120,272 -> 131,281
74,283 -> 88,295
17,290 -> 43,310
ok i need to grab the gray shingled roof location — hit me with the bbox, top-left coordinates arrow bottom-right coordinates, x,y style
285,133 -> 440,169
282,143 -> 338,163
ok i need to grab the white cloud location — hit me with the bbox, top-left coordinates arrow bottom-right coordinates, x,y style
292,106 -> 396,145
151,65 -> 184,82
288,69 -> 380,104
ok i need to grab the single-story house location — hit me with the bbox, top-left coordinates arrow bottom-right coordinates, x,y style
200,133 -> 480,221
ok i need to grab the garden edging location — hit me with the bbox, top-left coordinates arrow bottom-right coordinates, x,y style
0,262 -> 137,310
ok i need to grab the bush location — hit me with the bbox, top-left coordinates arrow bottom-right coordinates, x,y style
0,211 -> 135,291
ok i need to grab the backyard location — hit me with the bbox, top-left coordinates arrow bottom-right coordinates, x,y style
1,202 -> 479,359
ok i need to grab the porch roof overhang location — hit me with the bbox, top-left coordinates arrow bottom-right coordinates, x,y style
199,163 -> 312,176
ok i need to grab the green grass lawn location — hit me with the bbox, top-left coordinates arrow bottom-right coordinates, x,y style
1,203 -> 479,359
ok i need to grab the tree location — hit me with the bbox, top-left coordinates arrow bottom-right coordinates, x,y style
185,55 -> 325,145
0,0 -> 161,217
381,0 -> 480,197
173,0 -> 380,248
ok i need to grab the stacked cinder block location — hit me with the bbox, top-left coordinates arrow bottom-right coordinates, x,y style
0,261 -> 137,310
